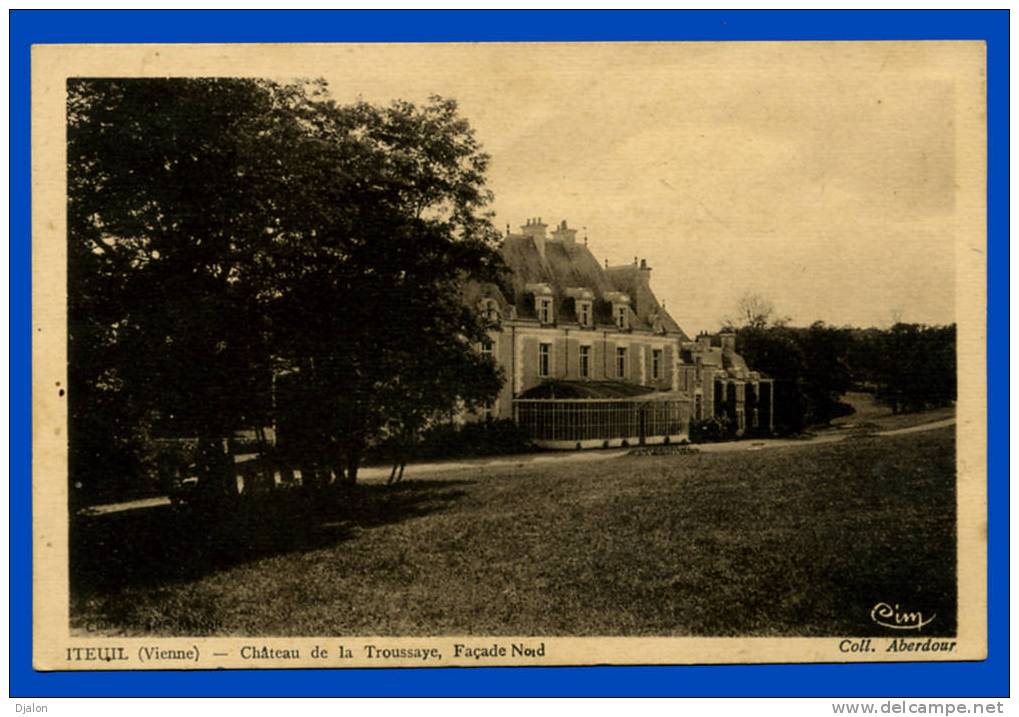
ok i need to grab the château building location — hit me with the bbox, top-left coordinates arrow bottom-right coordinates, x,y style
464,217 -> 775,448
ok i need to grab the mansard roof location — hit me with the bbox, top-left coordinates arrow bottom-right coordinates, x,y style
722,351 -> 751,377
682,336 -> 763,379
604,263 -> 686,337
481,229 -> 688,339
498,232 -> 614,299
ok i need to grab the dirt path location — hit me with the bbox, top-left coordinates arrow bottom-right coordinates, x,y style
359,416 -> 955,483
79,496 -> 175,515
81,415 -> 956,513
874,417 -> 956,436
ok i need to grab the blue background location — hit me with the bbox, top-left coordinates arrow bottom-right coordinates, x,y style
9,9 -> 1009,698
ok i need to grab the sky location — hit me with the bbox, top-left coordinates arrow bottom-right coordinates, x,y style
316,41 -> 980,334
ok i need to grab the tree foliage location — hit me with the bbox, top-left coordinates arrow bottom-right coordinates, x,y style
69,78 -> 282,501
734,320 -> 955,433
68,78 -> 504,501
868,323 -> 957,413
734,323 -> 848,432
724,294 -> 955,432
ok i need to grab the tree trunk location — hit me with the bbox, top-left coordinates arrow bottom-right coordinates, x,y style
345,444 -> 362,485
328,445 -> 347,488
196,434 -> 236,505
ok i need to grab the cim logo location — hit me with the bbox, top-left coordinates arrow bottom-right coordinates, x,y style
870,602 -> 936,631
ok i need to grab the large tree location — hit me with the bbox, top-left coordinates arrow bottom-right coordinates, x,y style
68,78 -> 503,499
870,323 -> 956,413
728,291 -> 778,330
721,292 -> 860,431
259,95 -> 504,483
68,78 -> 287,501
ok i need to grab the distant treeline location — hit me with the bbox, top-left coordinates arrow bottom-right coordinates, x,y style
734,322 -> 956,434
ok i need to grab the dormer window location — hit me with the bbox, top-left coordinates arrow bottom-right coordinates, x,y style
482,299 -> 500,323
578,300 -> 592,327
564,288 -> 595,328
525,282 -> 555,325
604,291 -> 631,331
539,297 -> 554,324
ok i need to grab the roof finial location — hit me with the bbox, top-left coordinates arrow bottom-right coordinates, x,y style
604,258 -> 609,269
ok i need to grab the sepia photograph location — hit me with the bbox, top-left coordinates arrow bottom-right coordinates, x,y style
30,39 -> 987,670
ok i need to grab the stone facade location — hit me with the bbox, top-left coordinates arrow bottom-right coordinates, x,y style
465,217 -> 774,441
676,331 -> 775,435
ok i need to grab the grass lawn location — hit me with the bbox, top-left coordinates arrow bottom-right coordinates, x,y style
71,427 -> 956,637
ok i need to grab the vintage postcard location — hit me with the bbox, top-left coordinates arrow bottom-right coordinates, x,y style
32,40 -> 987,670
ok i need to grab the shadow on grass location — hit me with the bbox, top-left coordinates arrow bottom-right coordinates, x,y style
70,480 -> 471,598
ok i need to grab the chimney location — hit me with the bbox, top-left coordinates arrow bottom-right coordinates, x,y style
520,217 -> 548,261
638,258 -> 651,283
519,218 -> 548,239
696,332 -> 712,351
719,331 -> 736,353
551,219 -> 577,244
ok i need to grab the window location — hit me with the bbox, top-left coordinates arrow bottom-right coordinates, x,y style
616,347 -> 627,378
616,305 -> 627,329
578,301 -> 591,327
539,298 -> 553,324
539,343 -> 551,378
652,349 -> 662,380
480,338 -> 494,358
579,345 -> 591,378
